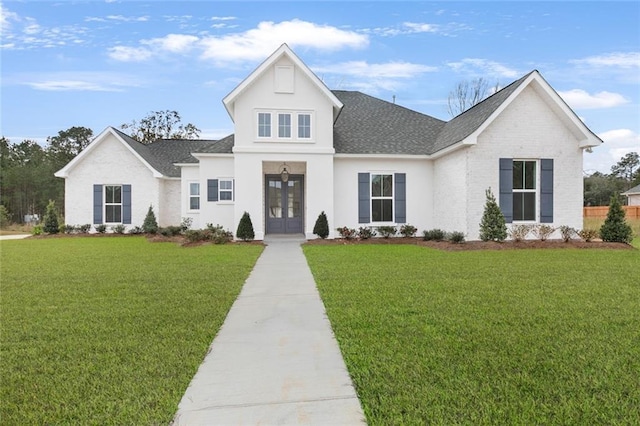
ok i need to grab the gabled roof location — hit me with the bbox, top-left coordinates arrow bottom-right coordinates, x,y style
332,91 -> 445,155
622,183 -> 640,196
222,43 -> 343,123
55,126 -> 212,178
192,134 -> 235,156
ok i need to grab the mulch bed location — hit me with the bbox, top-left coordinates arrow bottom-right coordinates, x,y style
304,237 -> 635,251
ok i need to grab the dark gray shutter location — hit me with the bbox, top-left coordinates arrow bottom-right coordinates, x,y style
358,173 -> 370,223
499,158 -> 513,223
394,173 -> 406,223
122,184 -> 132,224
93,185 -> 103,224
207,179 -> 218,202
540,159 -> 554,223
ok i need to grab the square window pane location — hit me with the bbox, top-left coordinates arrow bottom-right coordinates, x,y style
372,199 -> 393,222
106,205 -> 121,223
190,183 -> 199,196
513,192 -> 536,221
220,180 -> 232,190
220,191 -> 232,201
190,197 -> 200,210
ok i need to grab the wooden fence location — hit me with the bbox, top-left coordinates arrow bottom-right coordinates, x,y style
583,206 -> 640,219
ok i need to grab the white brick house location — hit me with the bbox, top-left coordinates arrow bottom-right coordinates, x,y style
55,44 -> 602,240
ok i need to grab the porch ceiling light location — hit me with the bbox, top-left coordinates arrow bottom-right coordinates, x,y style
280,163 -> 289,182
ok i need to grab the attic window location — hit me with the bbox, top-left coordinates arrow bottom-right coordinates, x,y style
275,65 -> 294,93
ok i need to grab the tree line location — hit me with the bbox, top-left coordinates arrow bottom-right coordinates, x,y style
0,111 -> 199,225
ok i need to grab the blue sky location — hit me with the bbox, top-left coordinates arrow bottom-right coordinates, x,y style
1,1 -> 638,174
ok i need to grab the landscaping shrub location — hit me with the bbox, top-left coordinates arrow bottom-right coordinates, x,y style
447,231 -> 466,243
112,224 -> 126,234
64,224 -> 77,234
533,224 -> 555,241
236,212 -> 255,241
158,225 -> 181,237
32,225 -> 42,236
599,195 -> 633,243
578,228 -> 599,242
127,226 -> 143,235
479,188 -> 507,242
207,223 -> 233,244
377,225 -> 397,238
508,224 -> 532,242
337,226 -> 357,239
180,217 -> 193,232
95,224 -> 107,234
313,211 -> 329,239
357,226 -> 377,240
559,225 -> 576,242
43,200 -> 60,234
399,224 -> 417,237
423,229 -> 446,241
142,205 -> 158,234
184,229 -> 207,243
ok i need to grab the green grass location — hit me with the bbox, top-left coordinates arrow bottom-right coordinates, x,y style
304,244 -> 640,425
0,237 -> 263,425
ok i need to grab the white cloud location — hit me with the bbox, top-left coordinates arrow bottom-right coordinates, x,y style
108,19 -> 368,65
19,72 -> 142,92
108,45 -> 153,61
447,58 -> 519,78
28,80 -> 121,91
403,22 -> 439,33
0,4 -> 19,29
572,52 -> 640,69
585,129 -> 640,173
211,16 -> 236,21
558,89 -> 629,109
86,15 -> 149,23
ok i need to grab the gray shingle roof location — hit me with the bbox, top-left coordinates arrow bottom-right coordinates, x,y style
194,134 -> 235,154
622,183 -> 640,195
332,91 -> 446,155
111,127 -> 213,177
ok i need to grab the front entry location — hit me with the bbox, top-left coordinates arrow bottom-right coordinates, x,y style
265,174 -> 304,234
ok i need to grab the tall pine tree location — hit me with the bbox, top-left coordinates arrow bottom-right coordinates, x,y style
599,195 -> 633,243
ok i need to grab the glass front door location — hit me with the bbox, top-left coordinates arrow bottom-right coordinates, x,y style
265,175 -> 303,234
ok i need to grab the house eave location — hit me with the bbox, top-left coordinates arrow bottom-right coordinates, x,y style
334,153 -> 431,160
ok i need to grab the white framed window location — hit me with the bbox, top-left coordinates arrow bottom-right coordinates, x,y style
278,113 -> 291,138
104,185 -> 122,223
258,112 -> 271,138
219,179 -> 233,201
298,113 -> 311,139
371,174 -> 393,222
513,160 -> 537,221
189,182 -> 200,211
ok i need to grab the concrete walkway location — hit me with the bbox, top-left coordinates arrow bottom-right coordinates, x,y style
173,235 -> 366,425
0,234 -> 30,240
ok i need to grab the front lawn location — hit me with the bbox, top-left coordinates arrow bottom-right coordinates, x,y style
0,237 -> 263,424
304,244 -> 640,425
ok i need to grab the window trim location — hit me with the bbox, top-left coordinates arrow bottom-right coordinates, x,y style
370,173 -> 394,223
188,181 -> 200,211
104,184 -> 123,224
512,159 -> 539,222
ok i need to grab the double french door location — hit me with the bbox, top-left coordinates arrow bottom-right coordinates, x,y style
265,175 -> 304,234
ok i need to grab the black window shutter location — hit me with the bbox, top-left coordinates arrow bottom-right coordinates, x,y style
207,179 -> 218,202
540,159 -> 554,223
122,185 -> 132,224
93,184 -> 103,224
394,173 -> 406,223
358,173 -> 370,223
499,158 -> 513,223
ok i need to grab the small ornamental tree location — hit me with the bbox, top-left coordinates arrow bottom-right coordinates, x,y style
479,188 -> 507,242
142,205 -> 158,234
313,211 -> 329,239
236,211 -> 255,241
43,200 -> 60,234
599,195 -> 633,243
0,205 -> 11,229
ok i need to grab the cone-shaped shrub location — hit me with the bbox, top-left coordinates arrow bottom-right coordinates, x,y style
599,195 -> 633,243
43,200 -> 60,234
142,205 -> 158,234
313,211 -> 329,239
236,211 -> 255,241
479,188 -> 507,242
